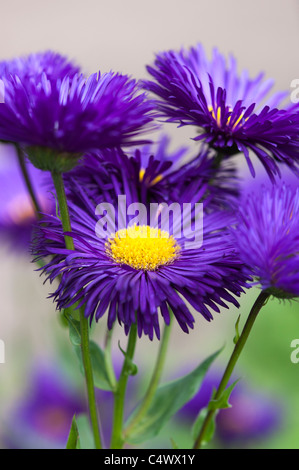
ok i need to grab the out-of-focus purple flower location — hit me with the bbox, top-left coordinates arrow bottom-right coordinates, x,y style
232,184 -> 299,299
177,370 -> 282,446
215,386 -> 282,445
0,50 -> 80,81
64,135 -> 239,211
0,70 -> 155,172
143,44 -> 299,180
1,364 -> 85,449
239,163 -> 299,201
0,144 -> 54,251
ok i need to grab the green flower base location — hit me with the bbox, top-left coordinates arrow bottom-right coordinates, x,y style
26,145 -> 82,173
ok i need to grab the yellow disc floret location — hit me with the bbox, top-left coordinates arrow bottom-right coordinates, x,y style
208,105 -> 247,130
106,224 -> 180,271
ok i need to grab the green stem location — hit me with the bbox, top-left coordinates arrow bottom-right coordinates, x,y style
110,323 -> 138,449
193,291 -> 270,449
79,309 -> 102,449
51,171 -> 74,250
104,327 -> 117,391
16,144 -> 42,217
212,151 -> 224,170
123,314 -> 173,440
51,170 -> 102,450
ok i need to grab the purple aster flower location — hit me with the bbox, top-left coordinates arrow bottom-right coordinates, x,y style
239,163 -> 299,200
33,183 -> 248,340
232,184 -> 299,299
176,370 -> 282,446
0,70 -> 155,171
143,44 -> 299,180
1,363 -> 85,449
0,144 -> 54,251
0,50 -> 80,81
215,386 -> 282,446
64,135 -> 239,211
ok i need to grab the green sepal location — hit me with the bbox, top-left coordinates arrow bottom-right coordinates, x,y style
26,145 -> 82,172
264,287 -> 293,299
66,415 -> 81,449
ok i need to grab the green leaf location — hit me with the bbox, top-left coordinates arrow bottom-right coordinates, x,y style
125,349 -> 221,444
118,340 -> 138,376
170,437 -> 179,449
191,379 -> 240,447
75,413 -> 95,449
68,318 -> 82,346
66,415 -> 81,449
233,314 -> 241,345
191,408 -> 215,446
49,190 -> 60,220
208,379 -> 240,412
90,340 -> 115,390
74,341 -> 114,391
63,309 -> 81,347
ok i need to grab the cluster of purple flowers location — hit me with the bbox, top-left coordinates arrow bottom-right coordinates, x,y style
0,45 -> 298,339
1,43 -> 299,452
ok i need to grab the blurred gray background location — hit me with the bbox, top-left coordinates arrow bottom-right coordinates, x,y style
0,0 -> 298,86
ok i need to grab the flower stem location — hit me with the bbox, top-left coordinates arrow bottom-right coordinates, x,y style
212,151 -> 224,170
51,171 -> 74,250
16,145 -> 42,218
193,290 -> 270,449
123,314 -> 173,440
104,327 -> 117,391
51,170 -> 102,450
110,323 -> 138,449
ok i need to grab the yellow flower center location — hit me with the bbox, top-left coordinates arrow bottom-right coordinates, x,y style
208,105 -> 246,129
139,168 -> 163,186
106,224 -> 180,271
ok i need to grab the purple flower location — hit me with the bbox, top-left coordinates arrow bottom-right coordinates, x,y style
64,135 -> 239,211
216,386 -> 282,446
239,163 -> 299,200
33,182 -> 248,340
1,364 -> 85,449
0,70 -> 155,171
143,44 -> 299,180
176,370 -> 282,446
0,144 -> 54,251
0,50 -> 80,81
232,184 -> 299,299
